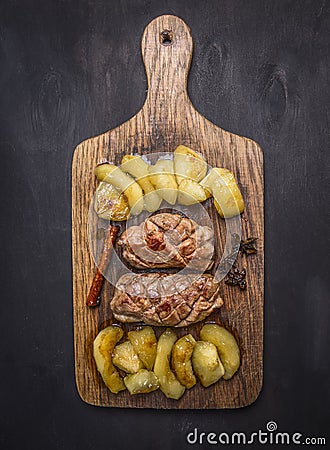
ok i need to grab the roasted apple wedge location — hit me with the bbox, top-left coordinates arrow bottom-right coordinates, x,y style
94,163 -> 144,215
153,329 -> 185,400
200,324 -> 240,380
93,326 -> 126,394
148,159 -> 178,205
124,369 -> 160,394
200,167 -> 244,218
112,340 -> 144,373
174,145 -> 207,184
121,155 -> 162,212
128,326 -> 157,371
171,334 -> 197,389
192,340 -> 225,387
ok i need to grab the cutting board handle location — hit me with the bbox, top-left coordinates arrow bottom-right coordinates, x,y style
141,15 -> 193,118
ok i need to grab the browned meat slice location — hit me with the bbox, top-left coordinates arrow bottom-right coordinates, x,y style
117,213 -> 214,270
110,273 -> 223,327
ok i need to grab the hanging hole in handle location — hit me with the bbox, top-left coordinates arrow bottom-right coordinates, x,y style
160,30 -> 173,46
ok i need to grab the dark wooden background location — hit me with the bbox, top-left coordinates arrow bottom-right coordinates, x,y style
1,0 -> 329,449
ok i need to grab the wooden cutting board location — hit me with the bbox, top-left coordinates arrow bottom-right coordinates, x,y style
72,14 -> 264,409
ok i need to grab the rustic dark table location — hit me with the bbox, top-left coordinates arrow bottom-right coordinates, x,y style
1,1 -> 329,449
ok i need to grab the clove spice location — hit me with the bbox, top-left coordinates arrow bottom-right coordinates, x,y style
219,234 -> 258,290
225,267 -> 247,290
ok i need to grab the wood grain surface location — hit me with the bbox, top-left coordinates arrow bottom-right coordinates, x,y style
72,14 -> 264,409
3,0 -> 330,447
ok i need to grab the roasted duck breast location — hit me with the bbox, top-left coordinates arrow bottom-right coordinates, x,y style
117,213 -> 214,270
110,273 -> 223,327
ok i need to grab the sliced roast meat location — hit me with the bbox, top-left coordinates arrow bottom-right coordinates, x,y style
117,213 -> 214,270
110,273 -> 223,327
